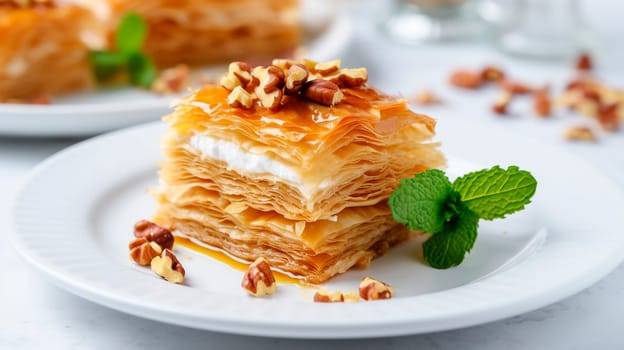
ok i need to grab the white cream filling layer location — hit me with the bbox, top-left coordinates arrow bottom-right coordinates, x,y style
189,134 -> 325,198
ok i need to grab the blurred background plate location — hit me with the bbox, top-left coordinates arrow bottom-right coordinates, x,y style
0,4 -> 352,138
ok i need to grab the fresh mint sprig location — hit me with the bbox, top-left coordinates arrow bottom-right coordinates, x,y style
389,165 -> 537,269
89,13 -> 156,88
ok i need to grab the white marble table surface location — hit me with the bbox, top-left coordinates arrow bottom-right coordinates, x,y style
2,1 -> 624,349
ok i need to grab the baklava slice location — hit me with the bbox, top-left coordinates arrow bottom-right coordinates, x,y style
0,1 -> 95,100
153,59 -> 445,283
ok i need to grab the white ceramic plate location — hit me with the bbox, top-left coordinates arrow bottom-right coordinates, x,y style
0,9 -> 352,137
11,120 -> 624,338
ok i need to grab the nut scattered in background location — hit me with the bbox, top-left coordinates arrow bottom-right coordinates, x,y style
498,78 -> 534,95
533,86 -> 552,118
492,92 -> 512,115
575,53 -> 593,71
412,89 -> 442,106
480,66 -> 505,82
151,64 -> 190,94
563,126 -> 596,142
449,69 -> 483,90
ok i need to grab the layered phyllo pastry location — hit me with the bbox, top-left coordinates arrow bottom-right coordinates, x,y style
87,0 -> 300,68
0,0 -> 95,100
153,59 -> 445,283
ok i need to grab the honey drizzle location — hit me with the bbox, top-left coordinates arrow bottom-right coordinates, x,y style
174,235 -> 305,286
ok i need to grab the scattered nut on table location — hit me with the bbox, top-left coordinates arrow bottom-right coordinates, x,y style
449,69 -> 483,90
492,92 -> 512,115
563,126 -> 597,142
498,78 -> 534,95
533,86 -> 552,118
359,277 -> 393,301
134,219 -> 174,250
129,237 -> 162,266
241,257 -> 277,297
151,249 -> 186,284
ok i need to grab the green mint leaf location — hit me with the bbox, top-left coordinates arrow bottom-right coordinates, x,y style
90,50 -> 126,81
389,169 -> 454,233
422,207 -> 479,269
127,52 -> 157,88
453,165 -> 537,220
116,13 -> 147,54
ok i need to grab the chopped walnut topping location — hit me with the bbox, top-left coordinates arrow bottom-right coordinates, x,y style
314,59 -> 341,75
252,65 -> 285,110
284,64 -> 309,95
227,86 -> 256,109
220,59 -> 367,110
326,68 -> 368,88
220,61 -> 253,91
302,79 -> 344,106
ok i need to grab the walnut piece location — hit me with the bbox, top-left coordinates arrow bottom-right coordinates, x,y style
128,237 -> 162,266
533,86 -> 552,118
220,61 -> 253,91
241,257 -> 277,297
598,103 -> 619,131
220,59 -> 368,109
227,86 -> 256,109
563,125 -> 596,142
326,68 -> 368,88
313,288 -> 345,303
150,249 -> 185,284
499,78 -> 534,95
449,70 -> 483,89
481,66 -> 505,82
284,64 -> 309,95
252,65 -> 285,109
314,59 -> 341,75
413,89 -> 442,106
302,79 -> 344,106
359,277 -> 393,301
151,64 -> 190,94
134,220 -> 174,250
575,52 -> 593,71
492,92 -> 512,115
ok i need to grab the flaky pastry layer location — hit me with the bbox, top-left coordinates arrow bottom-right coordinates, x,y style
160,84 -> 445,221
